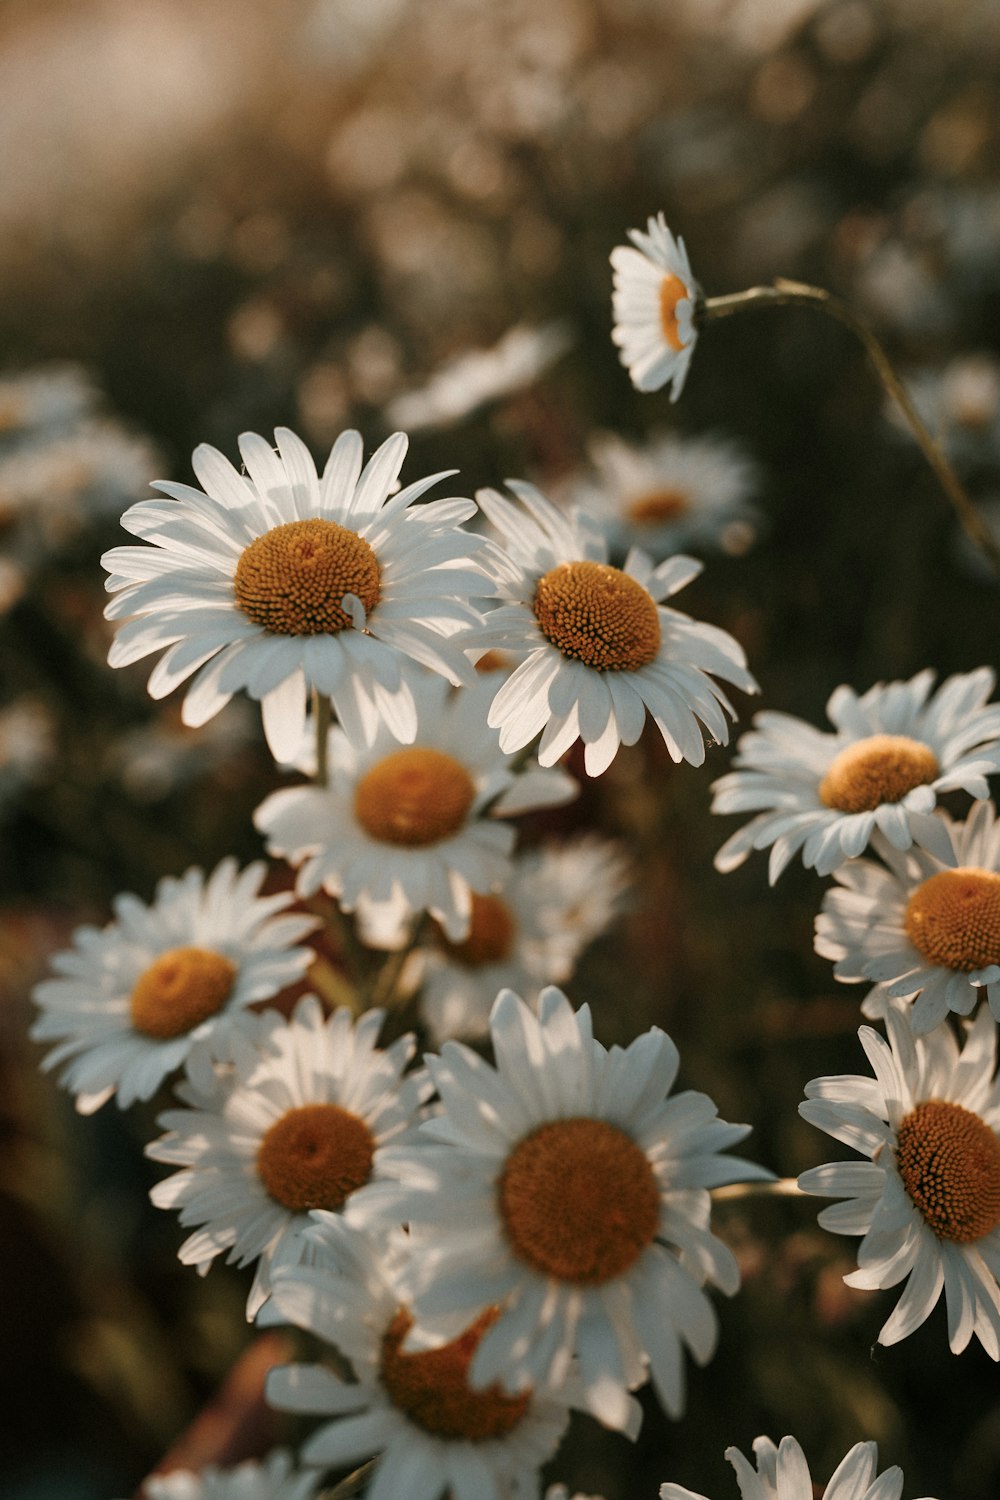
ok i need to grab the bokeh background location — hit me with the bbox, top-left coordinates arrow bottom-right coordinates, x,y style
4,0 -> 1000,1495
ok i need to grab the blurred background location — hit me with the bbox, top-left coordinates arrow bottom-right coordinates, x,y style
4,0 -> 1000,1495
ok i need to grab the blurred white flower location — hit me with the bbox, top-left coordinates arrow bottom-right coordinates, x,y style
385,321 -> 572,431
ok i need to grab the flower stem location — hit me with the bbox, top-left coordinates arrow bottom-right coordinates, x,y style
699,279 -> 1000,577
319,1459 -> 377,1500
711,1177 -> 803,1202
313,690 -> 332,787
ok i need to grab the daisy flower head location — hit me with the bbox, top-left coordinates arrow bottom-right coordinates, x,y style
138,1451 -> 318,1500
611,213 -> 699,398
31,859 -> 316,1114
254,668 -> 576,944
475,481 -> 757,777
373,986 -> 771,1428
263,1215 -> 576,1500
799,999 -> 1000,1358
102,426 -> 489,761
147,995 -> 428,1317
713,667 -> 1000,883
568,430 -> 760,561
660,1434 -> 933,1500
417,835 -> 632,1044
816,801 -> 1000,1033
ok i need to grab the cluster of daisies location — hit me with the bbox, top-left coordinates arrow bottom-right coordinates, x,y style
28,213 -> 981,1499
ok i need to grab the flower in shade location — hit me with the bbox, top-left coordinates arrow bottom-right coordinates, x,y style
566,430 -> 760,561
416,835 -> 632,1044
255,670 -> 576,943
816,801 -> 1000,1033
101,427 -> 488,761
712,668 -> 1000,882
659,1434 -> 934,1500
611,214 -> 699,399
30,859 -> 316,1113
475,482 -> 757,777
135,1451 -> 318,1500
263,1216 -> 577,1500
799,1000 -> 1000,1357
147,996 -> 428,1317
370,986 -> 770,1427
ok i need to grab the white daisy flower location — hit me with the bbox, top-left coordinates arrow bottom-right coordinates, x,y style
101,427 -> 489,761
136,1450 -> 318,1500
712,668 -> 1000,882
0,364 -> 97,442
475,482 -> 757,778
816,801 -> 1000,1033
660,1434 -> 933,1500
254,671 -> 577,943
263,1216 -> 577,1500
371,986 -> 771,1428
147,995 -> 428,1317
611,214 -> 699,399
567,430 -> 760,561
30,859 -> 317,1114
799,1000 -> 1000,1358
417,835 -> 632,1044
0,420 -> 161,542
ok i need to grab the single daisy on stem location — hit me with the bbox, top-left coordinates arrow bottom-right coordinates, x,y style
816,800 -> 1000,1032
660,1434 -> 934,1500
147,995 -> 429,1317
799,999 -> 1000,1358
369,986 -> 771,1428
611,214 -> 699,399
712,668 -> 1000,882
102,427 -> 489,761
475,481 -> 757,777
31,859 -> 316,1113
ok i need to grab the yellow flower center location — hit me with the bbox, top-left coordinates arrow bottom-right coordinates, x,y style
256,1102 -> 375,1212
379,1306 -> 530,1440
904,867 -> 1000,972
498,1116 -> 660,1283
233,518 -> 380,636
129,946 -> 236,1039
895,1099 -> 1000,1242
353,748 -> 477,847
533,561 -> 661,673
818,734 -> 939,813
659,273 -> 690,353
440,893 -> 517,967
626,487 -> 691,525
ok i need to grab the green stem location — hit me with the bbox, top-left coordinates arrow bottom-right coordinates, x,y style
699,279 -> 1000,577
313,690 -> 332,787
318,1459 -> 377,1500
711,1177 -> 803,1202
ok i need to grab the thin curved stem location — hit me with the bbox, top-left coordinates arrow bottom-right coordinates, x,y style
711,1177 -> 803,1202
318,1459 -> 377,1500
699,279 -> 1000,577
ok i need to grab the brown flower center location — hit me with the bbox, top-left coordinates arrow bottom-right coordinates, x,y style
380,1307 -> 530,1440
129,946 -> 236,1039
904,867 -> 1000,972
256,1102 -> 375,1212
895,1099 -> 1000,1242
498,1116 -> 660,1283
818,734 -> 939,813
533,561 -> 661,673
233,518 -> 380,636
659,273 -> 690,353
353,748 -> 476,847
626,488 -> 691,525
440,893 -> 517,967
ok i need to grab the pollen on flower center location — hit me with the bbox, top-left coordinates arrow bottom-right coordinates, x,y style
818,734 -> 939,813
498,1116 -> 660,1283
380,1306 -> 530,1440
533,560 -> 661,673
353,748 -> 477,847
233,518 -> 381,636
256,1102 -> 375,1212
895,1099 -> 1000,1242
659,273 -> 690,353
129,946 -> 236,1039
627,487 -> 691,525
440,893 -> 517,967
905,867 -> 1000,972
